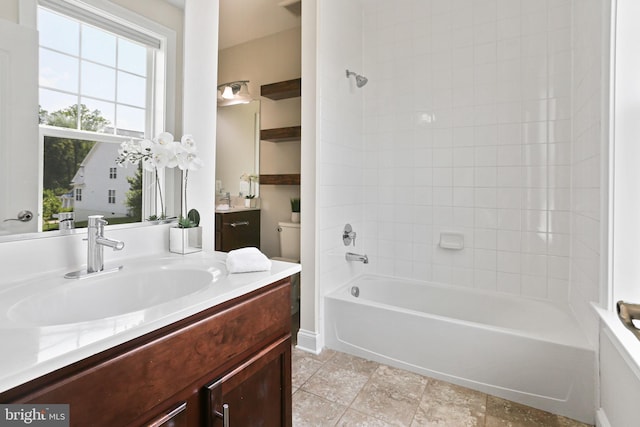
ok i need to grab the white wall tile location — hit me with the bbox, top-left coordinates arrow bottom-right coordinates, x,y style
352,0 -> 587,305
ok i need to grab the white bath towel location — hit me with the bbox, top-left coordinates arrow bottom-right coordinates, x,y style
226,247 -> 272,273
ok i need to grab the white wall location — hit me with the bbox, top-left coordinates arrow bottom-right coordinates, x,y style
598,0 -> 640,425
0,0 -> 18,22
298,0 -> 364,352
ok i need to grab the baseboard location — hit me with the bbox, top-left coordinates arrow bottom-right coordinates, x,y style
295,328 -> 322,355
596,408 -> 612,427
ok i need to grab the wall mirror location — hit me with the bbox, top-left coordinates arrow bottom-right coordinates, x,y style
0,0 -> 181,240
215,100 -> 260,199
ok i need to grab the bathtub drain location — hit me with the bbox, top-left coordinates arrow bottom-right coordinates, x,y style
350,286 -> 360,298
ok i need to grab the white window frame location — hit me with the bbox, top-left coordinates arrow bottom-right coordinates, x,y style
108,189 -> 115,204
20,0 -> 177,229
109,167 -> 117,179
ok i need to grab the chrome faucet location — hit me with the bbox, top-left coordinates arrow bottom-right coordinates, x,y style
346,252 -> 368,264
87,215 -> 124,273
65,215 -> 124,279
222,192 -> 231,207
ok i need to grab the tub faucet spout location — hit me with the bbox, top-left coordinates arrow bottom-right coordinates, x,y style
346,252 -> 368,264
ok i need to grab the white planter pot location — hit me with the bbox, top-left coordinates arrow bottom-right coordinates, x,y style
291,212 -> 300,223
169,226 -> 202,254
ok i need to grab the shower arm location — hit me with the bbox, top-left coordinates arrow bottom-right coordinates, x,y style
345,69 -> 368,88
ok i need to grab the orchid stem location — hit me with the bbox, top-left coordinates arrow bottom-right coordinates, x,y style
155,169 -> 165,218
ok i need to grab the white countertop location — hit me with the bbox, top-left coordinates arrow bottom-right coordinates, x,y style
215,207 -> 260,213
0,251 -> 301,394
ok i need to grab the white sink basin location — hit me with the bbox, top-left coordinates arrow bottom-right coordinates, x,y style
8,266 -> 217,326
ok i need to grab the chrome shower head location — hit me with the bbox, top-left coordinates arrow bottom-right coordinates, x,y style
355,75 -> 368,87
346,69 -> 368,88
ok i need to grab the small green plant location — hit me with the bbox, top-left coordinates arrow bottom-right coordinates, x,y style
290,198 -> 300,213
245,194 -> 255,199
178,208 -> 201,228
147,214 -> 159,221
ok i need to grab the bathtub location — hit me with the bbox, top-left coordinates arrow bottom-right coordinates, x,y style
324,275 -> 595,424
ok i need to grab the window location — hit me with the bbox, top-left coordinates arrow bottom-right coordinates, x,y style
36,0 -> 171,228
38,4 -> 155,137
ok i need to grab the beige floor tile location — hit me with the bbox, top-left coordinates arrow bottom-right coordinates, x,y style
485,396 -> 558,427
370,365 -> 429,401
326,352 -> 380,375
336,408 -> 395,426
411,379 -> 486,427
302,360 -> 375,406
294,346 -> 337,363
291,350 -> 594,427
556,416 -> 592,427
350,365 -> 428,426
293,389 -> 347,426
292,347 -> 337,390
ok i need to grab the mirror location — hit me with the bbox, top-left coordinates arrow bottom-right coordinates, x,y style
0,0 -> 183,240
215,100 -> 260,198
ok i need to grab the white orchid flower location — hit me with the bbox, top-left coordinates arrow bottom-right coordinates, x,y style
180,134 -> 197,152
155,132 -> 174,146
151,142 -> 179,170
176,146 -> 203,171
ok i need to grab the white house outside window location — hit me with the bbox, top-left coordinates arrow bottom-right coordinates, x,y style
108,190 -> 116,204
109,167 -> 117,179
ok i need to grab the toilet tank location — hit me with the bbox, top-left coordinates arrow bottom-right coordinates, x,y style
278,221 -> 301,261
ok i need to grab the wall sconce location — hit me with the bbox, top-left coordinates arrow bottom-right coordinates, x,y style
217,80 -> 252,106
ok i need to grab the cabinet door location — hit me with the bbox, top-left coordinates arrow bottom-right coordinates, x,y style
206,336 -> 291,427
216,210 -> 261,251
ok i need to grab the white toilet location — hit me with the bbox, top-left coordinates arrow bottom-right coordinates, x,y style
274,221 -> 300,314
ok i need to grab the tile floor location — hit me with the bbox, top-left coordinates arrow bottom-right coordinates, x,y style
292,348 -> 593,427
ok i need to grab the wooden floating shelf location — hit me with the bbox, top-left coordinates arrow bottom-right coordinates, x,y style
259,174 -> 300,185
260,126 -> 301,142
260,78 -> 301,100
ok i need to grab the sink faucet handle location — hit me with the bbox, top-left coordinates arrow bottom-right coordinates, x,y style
88,215 -> 108,234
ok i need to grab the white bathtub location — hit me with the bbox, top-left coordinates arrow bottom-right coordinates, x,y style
324,275 -> 595,424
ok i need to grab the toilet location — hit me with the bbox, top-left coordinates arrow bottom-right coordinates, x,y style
274,221 -> 301,314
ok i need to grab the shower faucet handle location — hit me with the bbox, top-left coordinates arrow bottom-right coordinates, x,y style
343,223 -> 357,246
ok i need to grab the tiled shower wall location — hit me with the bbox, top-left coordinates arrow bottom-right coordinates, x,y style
316,0 -> 364,296
570,0 -> 604,341
361,0 -> 574,300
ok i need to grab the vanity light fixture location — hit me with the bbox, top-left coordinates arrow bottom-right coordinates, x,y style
217,80 -> 252,106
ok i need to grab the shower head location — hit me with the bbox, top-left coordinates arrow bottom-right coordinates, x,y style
346,69 -> 368,88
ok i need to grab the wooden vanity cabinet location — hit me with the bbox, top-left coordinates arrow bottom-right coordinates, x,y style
0,278 -> 292,427
215,209 -> 261,252
206,337 -> 291,426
